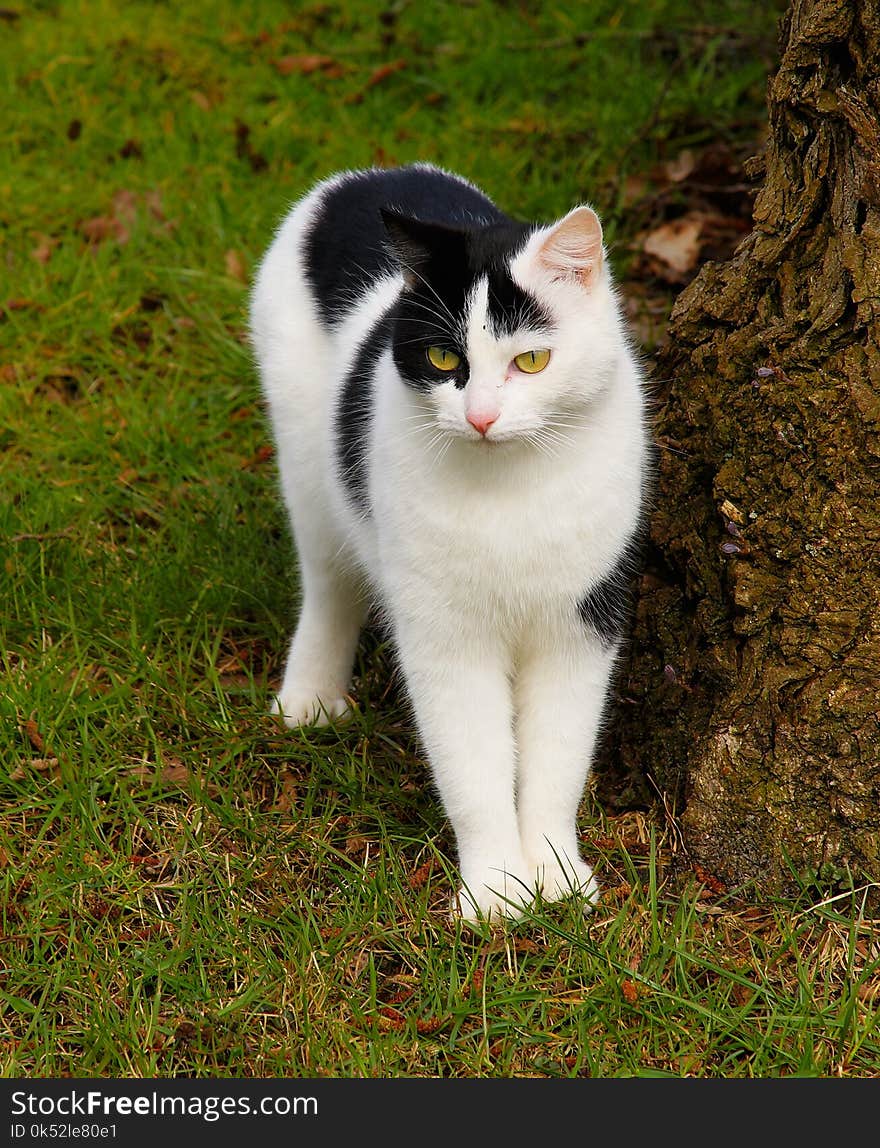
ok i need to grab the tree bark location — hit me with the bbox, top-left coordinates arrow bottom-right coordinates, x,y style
608,0 -> 880,898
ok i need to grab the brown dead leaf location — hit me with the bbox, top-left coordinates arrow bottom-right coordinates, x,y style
269,770 -> 298,814
409,860 -> 435,889
693,862 -> 726,896
31,234 -> 59,264
665,148 -> 696,183
119,139 -> 143,160
144,189 -> 167,222
642,213 -> 704,276
415,1017 -> 444,1035
29,757 -> 59,772
239,443 -> 274,469
274,54 -> 340,76
377,1005 -> 406,1031
366,59 -> 407,88
22,718 -> 45,753
79,189 -> 143,247
126,759 -> 194,788
224,249 -> 247,282
621,979 -> 640,1004
345,58 -> 407,104
2,298 -> 43,315
79,215 -> 127,246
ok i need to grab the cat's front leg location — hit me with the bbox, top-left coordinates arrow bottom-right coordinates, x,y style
393,615 -> 529,921
273,560 -> 366,727
514,622 -> 617,911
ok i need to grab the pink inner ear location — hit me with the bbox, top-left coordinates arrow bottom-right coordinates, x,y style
538,207 -> 603,285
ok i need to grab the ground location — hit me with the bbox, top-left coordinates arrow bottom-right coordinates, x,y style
2,0 -> 879,1077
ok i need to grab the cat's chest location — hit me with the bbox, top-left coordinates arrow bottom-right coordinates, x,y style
375,463 -> 607,602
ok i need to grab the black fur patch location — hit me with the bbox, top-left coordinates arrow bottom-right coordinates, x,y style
304,166 -> 505,328
577,532 -> 645,647
304,166 -> 553,396
486,263 -> 550,338
335,311 -> 394,514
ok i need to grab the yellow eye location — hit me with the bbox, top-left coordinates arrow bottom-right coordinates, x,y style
427,346 -> 461,372
514,349 -> 551,374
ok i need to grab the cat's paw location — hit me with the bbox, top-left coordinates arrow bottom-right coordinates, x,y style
528,852 -> 600,913
455,863 -> 534,923
270,687 -> 350,728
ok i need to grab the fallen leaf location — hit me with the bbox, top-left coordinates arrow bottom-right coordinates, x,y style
22,718 -> 45,752
29,757 -> 59,772
2,298 -> 43,315
409,860 -> 435,889
224,249 -> 247,282
345,58 -> 407,104
144,189 -> 167,222
79,215 -> 127,245
274,54 -> 338,75
112,188 -> 138,226
415,1017 -> 443,1035
377,1006 -> 406,1031
621,979 -> 639,1004
270,771 -> 298,814
665,148 -> 696,183
126,759 -> 195,788
366,59 -> 407,87
119,139 -> 143,160
642,213 -> 704,275
239,443 -> 274,469
31,234 -> 59,264
693,862 -> 726,895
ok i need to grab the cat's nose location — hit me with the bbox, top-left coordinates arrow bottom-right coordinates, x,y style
466,410 -> 498,436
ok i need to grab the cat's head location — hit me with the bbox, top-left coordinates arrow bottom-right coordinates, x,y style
382,204 -> 621,446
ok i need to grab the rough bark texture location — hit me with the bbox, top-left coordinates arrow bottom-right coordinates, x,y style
604,0 -> 880,897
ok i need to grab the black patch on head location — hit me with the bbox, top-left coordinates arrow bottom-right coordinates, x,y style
578,531 -> 646,647
304,166 -> 506,328
486,264 -> 551,338
335,311 -> 395,514
381,212 -> 554,394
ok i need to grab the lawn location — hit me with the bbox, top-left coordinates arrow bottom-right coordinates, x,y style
3,0 -> 879,1078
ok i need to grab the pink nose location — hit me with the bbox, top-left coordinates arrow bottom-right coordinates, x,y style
466,410 -> 498,436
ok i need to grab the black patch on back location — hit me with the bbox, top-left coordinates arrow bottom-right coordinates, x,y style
578,531 -> 646,647
304,166 -> 506,328
335,311 -> 394,514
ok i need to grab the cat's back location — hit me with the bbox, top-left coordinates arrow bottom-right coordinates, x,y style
301,164 -> 505,326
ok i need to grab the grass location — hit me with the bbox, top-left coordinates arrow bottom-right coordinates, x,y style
4,0 -> 876,1079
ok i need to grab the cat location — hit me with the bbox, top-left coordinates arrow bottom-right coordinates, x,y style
249,163 -> 651,921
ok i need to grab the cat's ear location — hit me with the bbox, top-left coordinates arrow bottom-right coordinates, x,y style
380,209 -> 456,288
537,206 -> 604,288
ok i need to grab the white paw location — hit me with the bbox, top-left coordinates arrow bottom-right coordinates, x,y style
528,851 -> 600,913
456,861 -> 534,923
270,688 -> 350,728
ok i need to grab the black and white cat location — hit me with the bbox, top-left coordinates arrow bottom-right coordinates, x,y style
249,164 -> 650,920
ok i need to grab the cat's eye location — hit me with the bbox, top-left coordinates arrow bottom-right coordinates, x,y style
427,346 -> 460,372
514,349 -> 551,374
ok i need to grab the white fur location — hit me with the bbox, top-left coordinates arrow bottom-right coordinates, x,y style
249,168 -> 650,921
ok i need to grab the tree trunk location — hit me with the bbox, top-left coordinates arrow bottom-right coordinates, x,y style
608,0 -> 880,898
